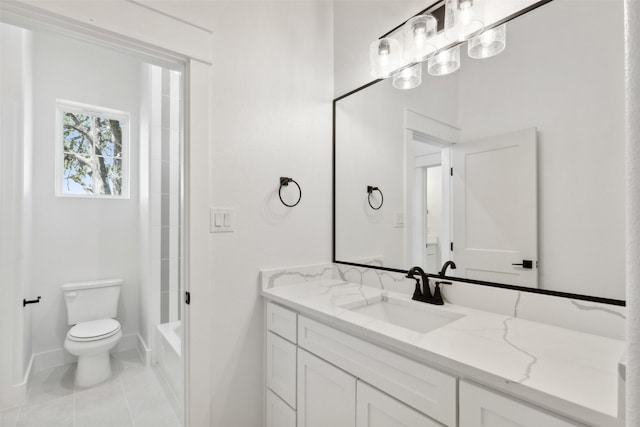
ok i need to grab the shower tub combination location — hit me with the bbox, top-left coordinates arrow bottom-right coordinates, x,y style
157,321 -> 183,402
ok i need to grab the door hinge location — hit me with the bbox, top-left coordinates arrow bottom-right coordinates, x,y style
185,291 -> 191,305
450,167 -> 453,176
450,242 -> 454,251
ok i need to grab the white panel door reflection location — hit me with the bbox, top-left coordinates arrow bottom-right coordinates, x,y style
451,128 -> 538,287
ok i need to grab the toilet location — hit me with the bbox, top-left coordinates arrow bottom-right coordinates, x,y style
62,279 -> 123,388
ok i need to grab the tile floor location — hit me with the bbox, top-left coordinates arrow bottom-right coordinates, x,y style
0,350 -> 182,427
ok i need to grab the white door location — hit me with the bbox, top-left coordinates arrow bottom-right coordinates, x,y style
451,128 -> 537,287
356,381 -> 442,427
297,349 -> 356,427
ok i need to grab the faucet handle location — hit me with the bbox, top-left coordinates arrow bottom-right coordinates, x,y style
431,281 -> 450,306
411,278 -> 423,301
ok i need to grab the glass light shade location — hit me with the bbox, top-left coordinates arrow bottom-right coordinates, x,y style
427,45 -> 460,76
392,64 -> 422,90
444,0 -> 485,42
403,14 -> 438,62
370,38 -> 401,79
468,24 -> 506,59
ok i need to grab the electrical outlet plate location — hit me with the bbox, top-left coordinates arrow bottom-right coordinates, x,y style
210,207 -> 235,233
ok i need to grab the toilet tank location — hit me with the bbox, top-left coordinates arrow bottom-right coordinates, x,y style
62,279 -> 122,325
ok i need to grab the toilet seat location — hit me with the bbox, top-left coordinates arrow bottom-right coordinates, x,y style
67,318 -> 121,342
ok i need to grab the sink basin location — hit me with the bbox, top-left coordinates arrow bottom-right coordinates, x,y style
345,297 -> 465,334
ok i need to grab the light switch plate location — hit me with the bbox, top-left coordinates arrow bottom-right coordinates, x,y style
210,208 -> 235,233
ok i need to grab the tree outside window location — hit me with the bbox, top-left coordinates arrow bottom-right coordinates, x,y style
57,101 -> 129,198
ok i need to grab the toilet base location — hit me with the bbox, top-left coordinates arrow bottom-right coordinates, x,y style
75,352 -> 111,388
64,329 -> 122,388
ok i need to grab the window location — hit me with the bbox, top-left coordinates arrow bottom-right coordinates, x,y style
56,100 -> 130,198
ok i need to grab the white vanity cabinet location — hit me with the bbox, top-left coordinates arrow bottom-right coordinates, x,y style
297,349 -> 356,427
459,381 -> 583,427
266,332 -> 297,408
264,300 -> 591,427
266,389 -> 296,427
265,302 -> 298,427
356,381 -> 443,427
265,302 -> 452,427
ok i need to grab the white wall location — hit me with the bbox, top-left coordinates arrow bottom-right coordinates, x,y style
624,0 -> 640,423
0,23 -> 33,408
29,31 -> 142,362
204,3 -> 333,424
133,1 -> 335,424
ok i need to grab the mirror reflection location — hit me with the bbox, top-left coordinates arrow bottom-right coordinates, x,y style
335,0 -> 625,300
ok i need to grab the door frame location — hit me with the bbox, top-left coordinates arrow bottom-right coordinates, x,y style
0,3 -> 212,425
403,109 -> 458,270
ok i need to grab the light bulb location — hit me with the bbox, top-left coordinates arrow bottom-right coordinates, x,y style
428,45 -> 460,76
403,14 -> 438,62
437,50 -> 452,64
444,0 -> 484,42
370,38 -> 400,78
468,24 -> 507,59
459,0 -> 473,25
392,63 -> 422,90
378,39 -> 390,56
414,26 -> 425,49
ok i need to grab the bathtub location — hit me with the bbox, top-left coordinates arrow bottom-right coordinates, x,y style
157,321 -> 183,402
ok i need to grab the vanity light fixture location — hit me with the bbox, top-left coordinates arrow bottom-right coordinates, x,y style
468,23 -> 507,59
444,0 -> 485,42
403,14 -> 438,62
427,45 -> 460,76
392,63 -> 422,89
370,38 -> 400,78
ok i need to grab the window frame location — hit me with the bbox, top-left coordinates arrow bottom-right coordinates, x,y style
55,99 -> 131,199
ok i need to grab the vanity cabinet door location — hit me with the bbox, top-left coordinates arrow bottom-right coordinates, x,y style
266,332 -> 297,408
356,381 -> 443,427
459,381 -> 582,427
266,389 -> 296,427
297,349 -> 356,427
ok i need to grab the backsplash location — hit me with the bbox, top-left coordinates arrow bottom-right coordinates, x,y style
260,263 -> 625,341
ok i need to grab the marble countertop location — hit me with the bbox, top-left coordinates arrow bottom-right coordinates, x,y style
262,279 -> 626,427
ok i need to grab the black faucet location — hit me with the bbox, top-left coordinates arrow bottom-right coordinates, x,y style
439,260 -> 457,277
405,266 -> 445,305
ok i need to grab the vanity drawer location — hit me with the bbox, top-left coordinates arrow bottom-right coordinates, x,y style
266,389 -> 296,427
267,302 -> 297,343
459,381 -> 583,427
298,316 -> 456,426
357,381 -> 443,427
266,332 -> 297,408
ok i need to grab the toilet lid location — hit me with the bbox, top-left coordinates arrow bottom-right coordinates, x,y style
68,319 -> 121,341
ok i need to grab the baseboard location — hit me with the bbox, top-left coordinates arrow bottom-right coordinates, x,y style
137,333 -> 151,365
32,333 -> 140,374
0,354 -> 34,410
32,348 -> 75,374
